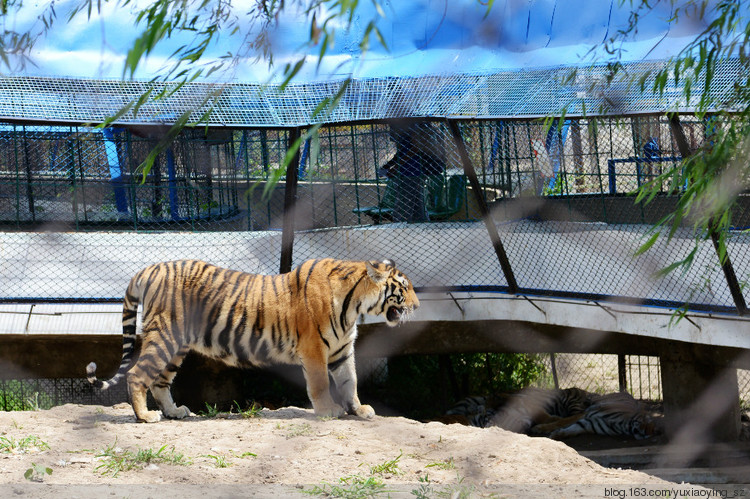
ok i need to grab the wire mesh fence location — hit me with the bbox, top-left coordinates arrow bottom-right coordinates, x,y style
547,354 -> 750,406
0,378 -> 127,411
2,115 -> 749,414
1,116 -> 746,314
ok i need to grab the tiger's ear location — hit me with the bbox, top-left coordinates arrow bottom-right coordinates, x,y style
366,260 -> 390,283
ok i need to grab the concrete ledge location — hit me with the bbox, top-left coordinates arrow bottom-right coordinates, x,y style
359,292 -> 750,351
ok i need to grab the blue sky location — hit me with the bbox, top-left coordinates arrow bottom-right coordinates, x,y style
9,0 -> 720,82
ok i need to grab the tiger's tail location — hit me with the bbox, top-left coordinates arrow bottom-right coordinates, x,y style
86,272 -> 143,391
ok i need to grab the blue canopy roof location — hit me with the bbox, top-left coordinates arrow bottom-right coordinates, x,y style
0,0 -> 744,126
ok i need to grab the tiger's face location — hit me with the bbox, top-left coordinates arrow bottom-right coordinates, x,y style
366,260 -> 420,326
632,413 -> 659,440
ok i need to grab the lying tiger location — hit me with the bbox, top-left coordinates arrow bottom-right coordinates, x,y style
442,387 -> 659,440
87,258 -> 419,423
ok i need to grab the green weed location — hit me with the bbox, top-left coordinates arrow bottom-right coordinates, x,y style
367,451 -> 402,476
199,401 -> 264,419
95,442 -> 191,477
305,452 -> 406,498
203,453 -> 232,468
233,400 -> 263,418
24,463 -> 52,482
411,471 -> 475,499
0,435 -> 50,454
411,474 -> 433,499
283,422 -> 313,439
304,474 -> 388,498
437,473 -> 475,498
425,457 -> 455,470
198,402 -> 221,418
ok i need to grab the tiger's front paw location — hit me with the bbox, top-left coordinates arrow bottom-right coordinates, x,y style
352,404 -> 375,419
136,410 -> 162,423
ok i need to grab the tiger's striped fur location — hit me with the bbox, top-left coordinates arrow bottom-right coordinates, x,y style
444,388 -> 657,440
482,387 -> 594,433
86,258 -> 419,423
529,391 -> 657,440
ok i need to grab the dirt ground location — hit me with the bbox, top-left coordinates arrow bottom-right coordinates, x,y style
0,403 -> 727,498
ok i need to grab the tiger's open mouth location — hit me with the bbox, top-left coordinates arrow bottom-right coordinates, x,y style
386,305 -> 404,323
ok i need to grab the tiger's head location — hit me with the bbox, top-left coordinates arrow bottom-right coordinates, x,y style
632,412 -> 661,440
366,259 -> 420,326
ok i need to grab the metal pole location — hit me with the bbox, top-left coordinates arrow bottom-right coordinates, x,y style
447,119 -> 518,293
550,353 -> 559,389
280,127 -> 301,274
21,126 -> 35,222
669,113 -> 748,316
617,354 -> 628,392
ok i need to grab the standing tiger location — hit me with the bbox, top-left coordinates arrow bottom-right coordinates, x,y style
86,258 -> 419,423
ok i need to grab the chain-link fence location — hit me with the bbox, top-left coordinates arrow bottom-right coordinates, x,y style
1,116 -> 746,313
0,378 -> 127,411
549,354 -> 750,408
2,115 -> 748,413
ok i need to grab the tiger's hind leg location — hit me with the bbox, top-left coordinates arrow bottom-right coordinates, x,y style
529,413 -> 585,437
150,346 -> 191,420
126,319 -> 185,423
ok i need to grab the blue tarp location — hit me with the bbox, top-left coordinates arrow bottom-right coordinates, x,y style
0,1 -> 742,125
17,0 -> 735,82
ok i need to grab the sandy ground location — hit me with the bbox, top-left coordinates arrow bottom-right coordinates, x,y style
0,403 -> 717,498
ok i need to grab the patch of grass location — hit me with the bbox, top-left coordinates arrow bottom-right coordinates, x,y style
367,451 -> 402,476
24,392 -> 41,411
202,448 -> 259,468
283,422 -> 313,439
199,401 -> 264,419
425,457 -> 455,470
95,442 -> 191,477
0,381 -> 55,411
411,472 -> 475,499
305,453 -> 405,498
304,474 -> 389,498
437,473 -> 475,499
203,453 -> 232,468
411,474 -> 433,499
0,435 -> 50,454
234,400 -> 263,418
198,402 -> 221,418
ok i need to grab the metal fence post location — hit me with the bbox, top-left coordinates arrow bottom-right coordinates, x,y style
669,114 -> 748,316
280,127 -> 302,274
447,119 -> 519,293
618,354 -> 627,392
